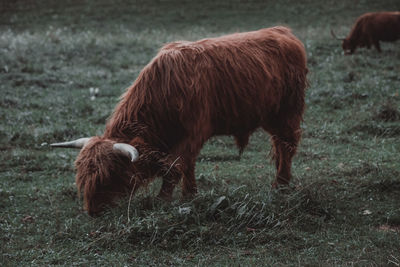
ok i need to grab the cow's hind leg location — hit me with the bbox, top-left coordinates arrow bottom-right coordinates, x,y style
263,117 -> 302,186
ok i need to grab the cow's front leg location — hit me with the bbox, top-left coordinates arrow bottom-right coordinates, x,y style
158,177 -> 178,201
171,137 -> 206,199
157,160 -> 183,200
132,140 -> 184,201
159,154 -> 198,199
157,156 -> 184,201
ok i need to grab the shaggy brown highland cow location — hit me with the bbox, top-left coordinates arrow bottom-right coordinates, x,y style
332,11 -> 400,54
51,26 -> 308,216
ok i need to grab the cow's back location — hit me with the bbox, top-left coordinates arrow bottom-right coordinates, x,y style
377,12 -> 400,41
357,12 -> 400,42
157,27 -> 307,137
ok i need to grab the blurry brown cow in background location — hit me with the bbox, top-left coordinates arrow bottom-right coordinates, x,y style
51,26 -> 308,216
332,12 -> 400,54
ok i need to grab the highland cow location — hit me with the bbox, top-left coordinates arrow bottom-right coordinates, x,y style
51,26 -> 308,216
332,11 -> 400,54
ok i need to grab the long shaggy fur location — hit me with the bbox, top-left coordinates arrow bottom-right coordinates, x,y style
74,26 -> 308,215
342,12 -> 400,54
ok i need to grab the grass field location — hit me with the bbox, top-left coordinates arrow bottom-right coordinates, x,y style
1,0 -> 400,265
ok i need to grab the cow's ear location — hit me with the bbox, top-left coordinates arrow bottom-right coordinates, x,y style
129,137 -> 145,146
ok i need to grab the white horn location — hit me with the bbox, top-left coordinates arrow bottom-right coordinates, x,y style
50,137 -> 91,149
330,29 -> 345,40
113,143 -> 139,162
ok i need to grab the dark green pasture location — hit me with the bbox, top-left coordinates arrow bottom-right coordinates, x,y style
1,0 -> 399,265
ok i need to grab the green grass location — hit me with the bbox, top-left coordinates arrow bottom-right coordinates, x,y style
1,0 -> 400,265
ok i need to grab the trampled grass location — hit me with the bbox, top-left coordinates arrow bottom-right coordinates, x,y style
1,0 -> 400,265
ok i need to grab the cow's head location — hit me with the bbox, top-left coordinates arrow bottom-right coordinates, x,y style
51,137 -> 140,216
341,38 -> 354,54
330,29 -> 353,54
